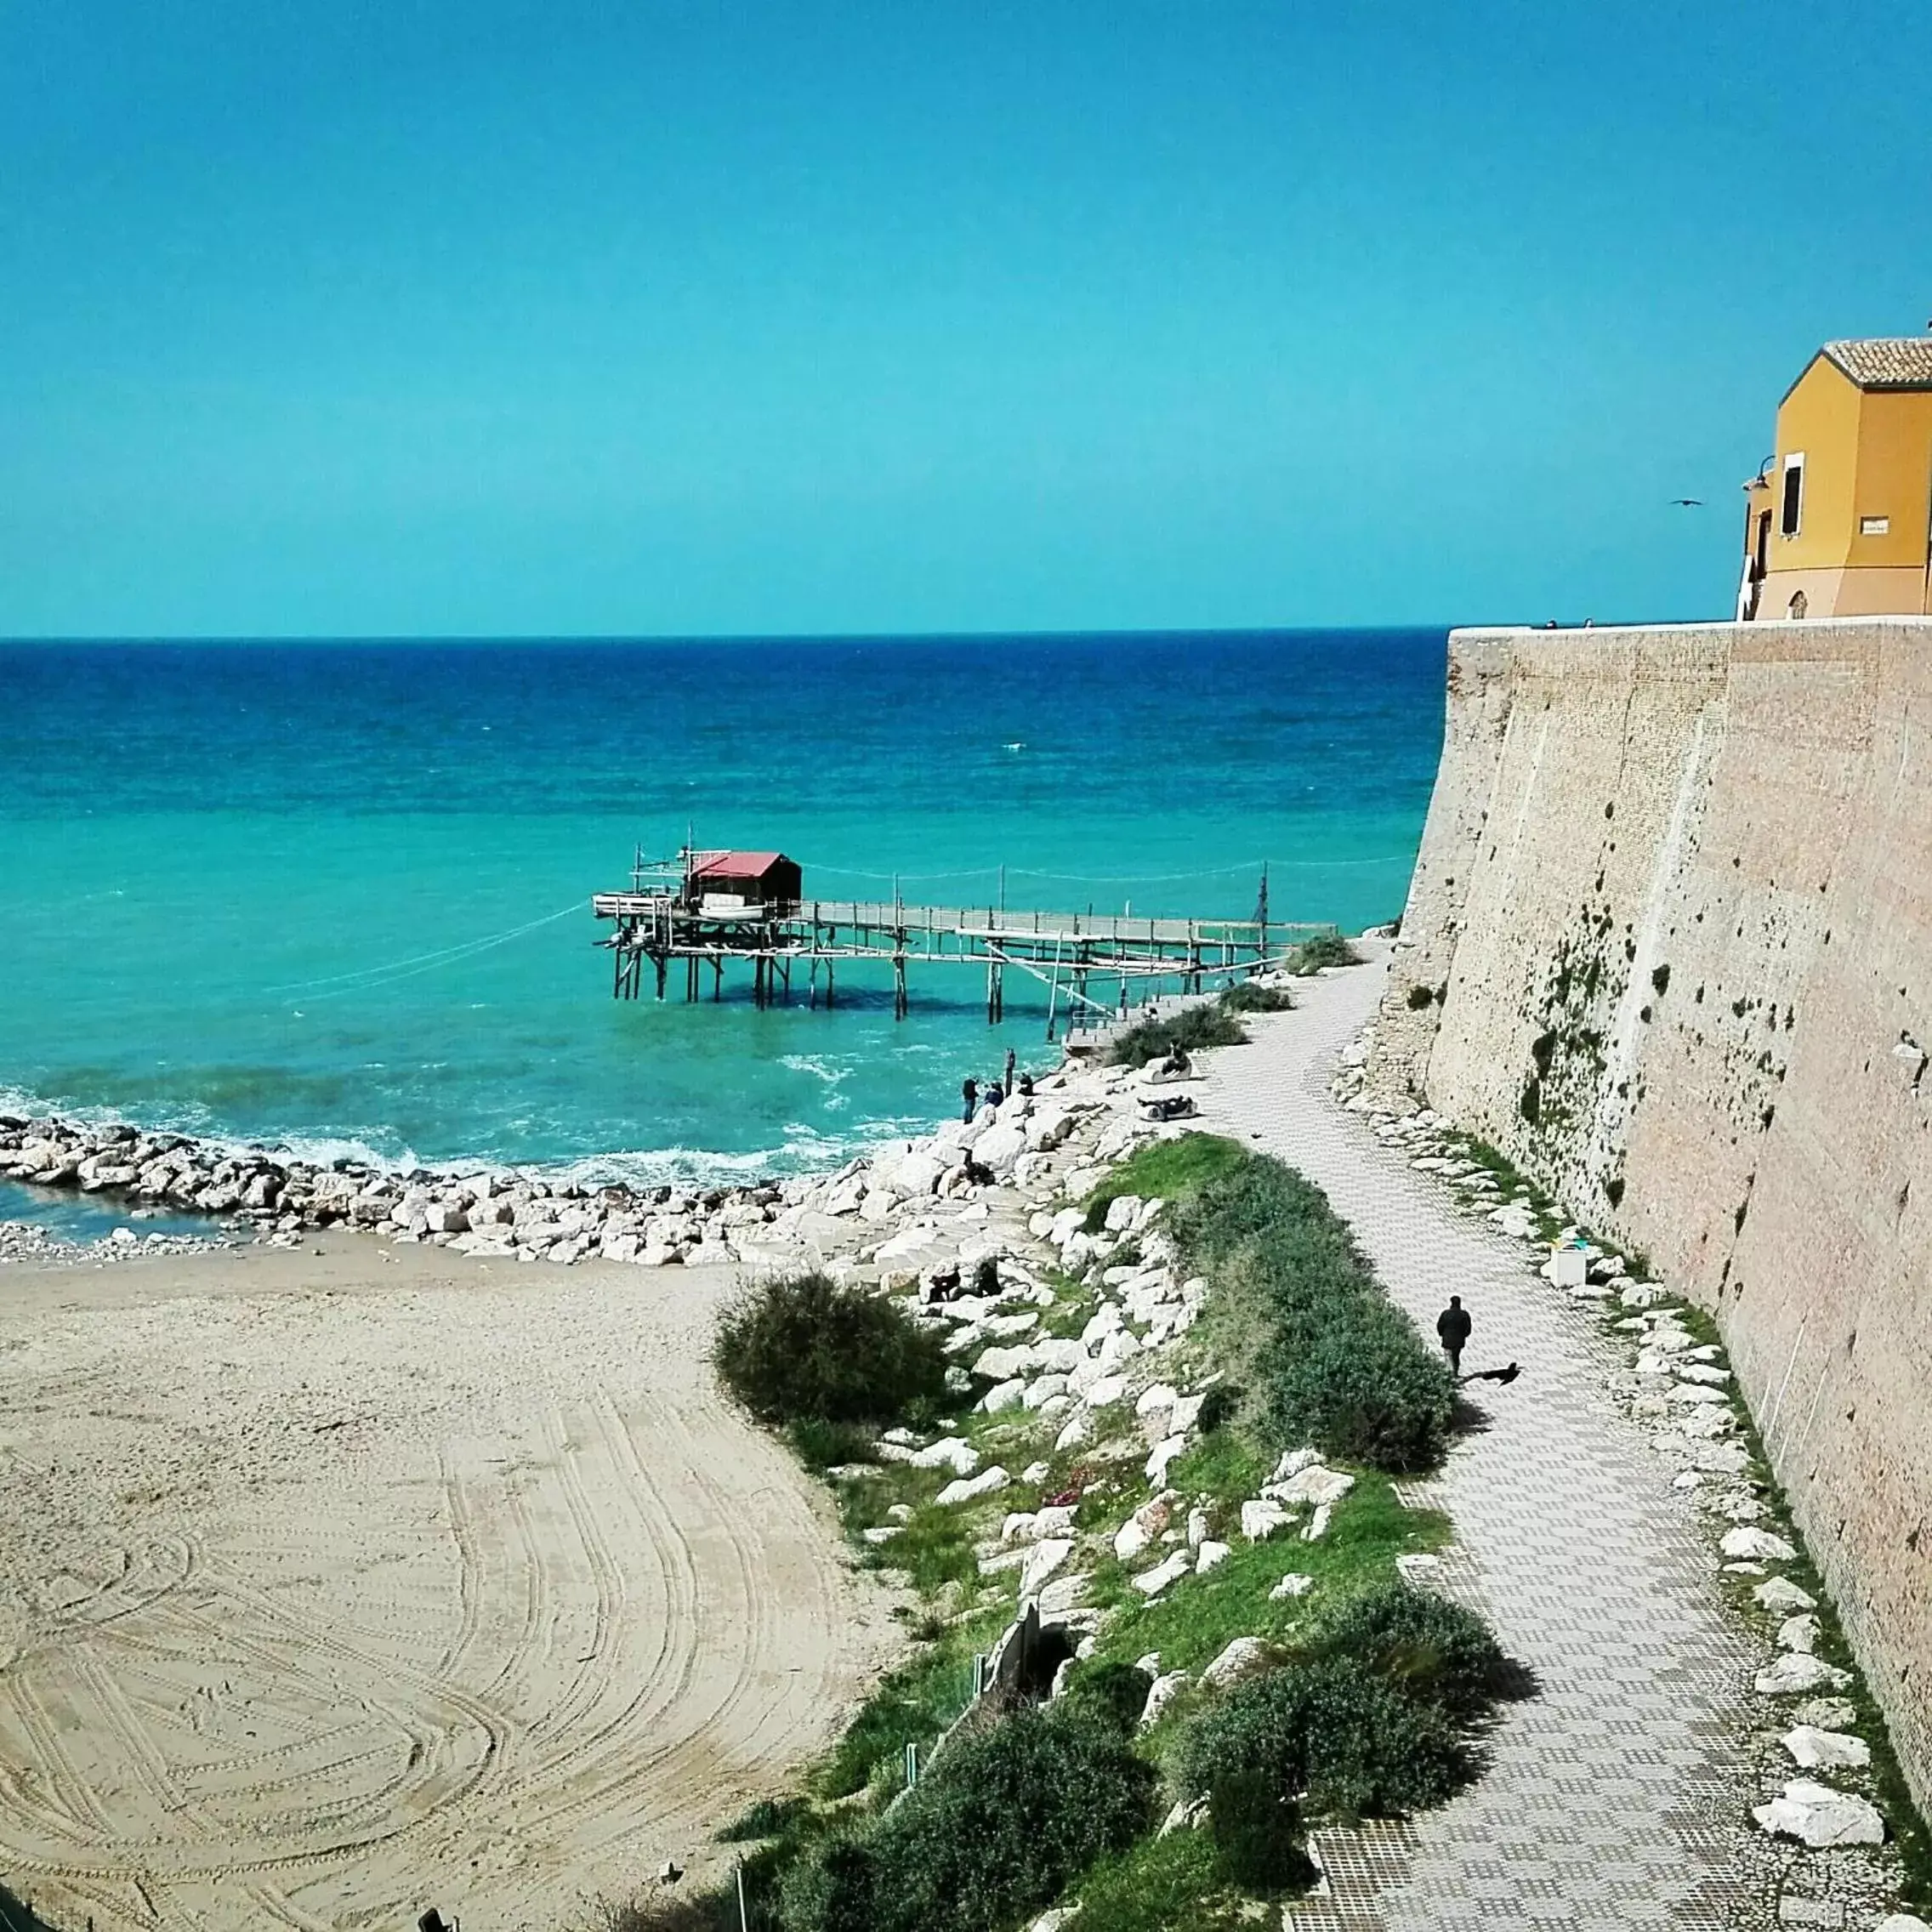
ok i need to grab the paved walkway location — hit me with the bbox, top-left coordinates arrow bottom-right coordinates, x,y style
1195,953 -> 1769,1932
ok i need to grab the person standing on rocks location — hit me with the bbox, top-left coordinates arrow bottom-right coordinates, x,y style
1003,1047 -> 1017,1094
961,1077 -> 978,1123
1436,1295 -> 1472,1377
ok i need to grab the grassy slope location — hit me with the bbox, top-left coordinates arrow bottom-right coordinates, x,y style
670,1130 -> 1469,1931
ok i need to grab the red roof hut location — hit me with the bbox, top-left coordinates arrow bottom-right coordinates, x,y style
685,850 -> 802,913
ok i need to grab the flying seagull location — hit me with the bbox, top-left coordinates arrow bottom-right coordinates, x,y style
1670,497 -> 1704,508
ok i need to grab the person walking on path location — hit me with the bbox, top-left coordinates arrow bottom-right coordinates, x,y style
1436,1294 -> 1472,1377
961,1077 -> 978,1123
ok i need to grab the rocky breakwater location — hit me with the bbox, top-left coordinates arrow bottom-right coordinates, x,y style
0,1062 -> 1137,1277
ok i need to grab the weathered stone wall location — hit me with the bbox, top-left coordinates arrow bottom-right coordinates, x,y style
1370,617 -> 1932,1812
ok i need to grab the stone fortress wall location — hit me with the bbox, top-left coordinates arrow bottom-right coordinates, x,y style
1367,617 -> 1932,1812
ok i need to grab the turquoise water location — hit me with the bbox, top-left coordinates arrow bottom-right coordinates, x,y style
0,634 -> 1443,1181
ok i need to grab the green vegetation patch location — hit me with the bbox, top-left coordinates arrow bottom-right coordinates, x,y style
1106,1003 -> 1247,1070
1082,1131 -> 1250,1230
1285,931 -> 1360,974
1170,1153 -> 1456,1471
781,1703 -> 1158,1932
712,1270 -> 948,1428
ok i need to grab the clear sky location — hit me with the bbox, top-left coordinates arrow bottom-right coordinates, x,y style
3,1 -> 1928,638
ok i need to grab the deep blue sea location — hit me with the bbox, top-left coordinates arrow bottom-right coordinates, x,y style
0,633 -> 1444,1184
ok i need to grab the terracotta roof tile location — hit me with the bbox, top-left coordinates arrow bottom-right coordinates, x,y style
1821,338 -> 1932,389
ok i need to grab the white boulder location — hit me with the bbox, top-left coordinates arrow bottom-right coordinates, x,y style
1020,1538 -> 1074,1598
1139,1668 -> 1190,1727
1241,1499 -> 1293,1542
911,1436 -> 981,1476
1754,1653 -> 1851,1696
1720,1527 -> 1796,1563
1781,1725 -> 1871,1771
1200,1637 -> 1276,1690
935,1466 -> 1010,1506
1751,1779 -> 1884,1849
1131,1550 -> 1192,1596
1269,1464 -> 1355,1508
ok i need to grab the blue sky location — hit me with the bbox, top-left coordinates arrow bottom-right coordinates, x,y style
3,2 -> 1927,638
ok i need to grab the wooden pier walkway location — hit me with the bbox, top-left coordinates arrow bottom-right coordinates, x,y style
592,851 -> 1331,1032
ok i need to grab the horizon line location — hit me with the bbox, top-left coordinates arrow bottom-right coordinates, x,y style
0,620 -> 1509,647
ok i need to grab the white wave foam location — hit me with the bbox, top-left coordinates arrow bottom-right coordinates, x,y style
779,1054 -> 852,1086
0,1082 -> 927,1193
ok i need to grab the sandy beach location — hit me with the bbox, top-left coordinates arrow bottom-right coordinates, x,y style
0,1236 -> 899,1931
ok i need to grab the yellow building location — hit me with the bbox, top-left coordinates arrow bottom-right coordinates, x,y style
1740,338 -> 1932,621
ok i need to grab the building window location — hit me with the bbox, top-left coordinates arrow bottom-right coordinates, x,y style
1861,515 -> 1889,537
1781,454 -> 1805,537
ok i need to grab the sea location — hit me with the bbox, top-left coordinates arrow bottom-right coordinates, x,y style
0,632 -> 1445,1190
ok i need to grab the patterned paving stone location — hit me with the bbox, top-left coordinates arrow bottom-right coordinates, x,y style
1192,958 -> 1772,1929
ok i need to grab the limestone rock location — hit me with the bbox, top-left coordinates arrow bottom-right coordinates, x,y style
1270,1572 -> 1315,1600
1020,1537 -> 1074,1598
1792,1697 -> 1857,1731
1195,1539 -> 1230,1575
1781,1725 -> 1871,1771
1751,1779 -> 1884,1849
1270,1446 -> 1323,1484
910,1436 -> 981,1476
1037,1572 -> 1089,1617
1200,1636 -> 1276,1690
1719,1526 -> 1796,1563
936,1466 -> 1010,1507
1753,1577 -> 1816,1615
980,1378 -> 1026,1414
1241,1498 -> 1293,1542
1130,1550 -> 1192,1596
1145,1433 -> 1190,1486
1777,1613 -> 1821,1654
1754,1653 -> 1851,1696
1139,1667 -> 1190,1726
1269,1464 -> 1355,1508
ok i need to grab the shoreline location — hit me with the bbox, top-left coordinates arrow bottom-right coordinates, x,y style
0,972 -> 1277,1929
0,1032 -> 1134,1277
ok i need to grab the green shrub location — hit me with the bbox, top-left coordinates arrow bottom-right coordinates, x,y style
1206,1770 -> 1315,1893
1055,1661 -> 1153,1738
712,1272 -> 948,1428
1106,1003 -> 1246,1069
1176,1656 -> 1475,1821
1289,932 -> 1361,974
784,1706 -> 1156,1932
1219,979 -> 1296,1014
1297,1582 -> 1509,1722
1173,1159 -> 1454,1474
1259,1307 -> 1455,1472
